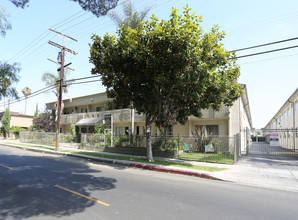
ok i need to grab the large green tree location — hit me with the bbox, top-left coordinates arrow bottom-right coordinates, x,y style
90,6 -> 242,161
109,0 -> 152,145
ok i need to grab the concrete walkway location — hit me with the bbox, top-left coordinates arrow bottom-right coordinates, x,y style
2,140 -> 298,192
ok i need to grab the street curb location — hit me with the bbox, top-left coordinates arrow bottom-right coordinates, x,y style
130,163 -> 222,180
2,142 -> 223,181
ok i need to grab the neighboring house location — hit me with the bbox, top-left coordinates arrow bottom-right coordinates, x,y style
46,84 -> 252,143
0,111 -> 33,129
264,88 -> 298,149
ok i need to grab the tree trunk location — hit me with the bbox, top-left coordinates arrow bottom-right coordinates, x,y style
145,115 -> 154,162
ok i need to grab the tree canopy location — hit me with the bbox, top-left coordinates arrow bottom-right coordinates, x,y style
89,6 -> 243,161
0,4 -> 12,37
9,0 -> 119,17
108,0 -> 152,29
33,110 -> 54,132
0,61 -> 20,101
1,109 -> 10,138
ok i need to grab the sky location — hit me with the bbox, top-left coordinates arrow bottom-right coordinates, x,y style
0,0 -> 297,129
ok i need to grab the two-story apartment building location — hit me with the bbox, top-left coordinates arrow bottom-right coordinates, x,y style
265,88 -> 298,130
46,85 -> 252,142
264,88 -> 298,149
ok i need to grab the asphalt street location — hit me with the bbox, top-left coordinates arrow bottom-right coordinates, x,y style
1,144 -> 298,220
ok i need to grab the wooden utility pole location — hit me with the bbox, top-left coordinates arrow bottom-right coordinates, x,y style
48,29 -> 77,151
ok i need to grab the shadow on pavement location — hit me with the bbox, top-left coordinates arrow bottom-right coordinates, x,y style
0,154 -> 117,219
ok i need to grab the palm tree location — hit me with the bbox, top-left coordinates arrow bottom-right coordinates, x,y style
0,61 -> 20,109
108,0 -> 152,29
41,71 -> 72,119
109,0 -> 152,145
22,86 -> 31,115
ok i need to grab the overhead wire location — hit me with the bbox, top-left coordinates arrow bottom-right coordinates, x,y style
1,75 -> 102,108
230,36 -> 298,52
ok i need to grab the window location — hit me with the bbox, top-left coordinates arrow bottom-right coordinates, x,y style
136,126 -> 144,135
165,126 -> 173,136
115,127 -> 129,136
81,108 -> 87,113
195,125 -> 219,135
96,106 -> 103,112
81,127 -> 87,133
287,107 -> 291,117
206,125 -> 219,135
296,100 -> 298,111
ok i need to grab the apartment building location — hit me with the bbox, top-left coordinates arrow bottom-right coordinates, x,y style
265,88 -> 298,130
46,85 -> 252,140
264,88 -> 298,149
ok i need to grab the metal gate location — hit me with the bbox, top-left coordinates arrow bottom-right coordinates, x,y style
247,128 -> 298,159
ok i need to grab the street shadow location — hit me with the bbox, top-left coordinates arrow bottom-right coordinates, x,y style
0,154 -> 117,219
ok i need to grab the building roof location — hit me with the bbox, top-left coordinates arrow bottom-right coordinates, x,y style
0,111 -> 33,118
75,117 -> 103,126
264,87 -> 298,129
241,84 -> 253,129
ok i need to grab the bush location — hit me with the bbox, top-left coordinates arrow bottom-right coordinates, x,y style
165,139 -> 178,152
70,124 -> 76,136
10,126 -> 26,139
79,141 -> 87,149
94,124 -> 104,134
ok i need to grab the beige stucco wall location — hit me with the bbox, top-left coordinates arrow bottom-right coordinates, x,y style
265,89 -> 298,130
10,116 -> 33,128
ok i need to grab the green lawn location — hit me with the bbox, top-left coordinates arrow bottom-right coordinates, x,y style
74,151 -> 226,172
4,142 -> 227,172
178,152 -> 234,165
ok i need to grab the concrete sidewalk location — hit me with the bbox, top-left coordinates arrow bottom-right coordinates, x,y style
212,155 -> 298,191
2,140 -> 298,192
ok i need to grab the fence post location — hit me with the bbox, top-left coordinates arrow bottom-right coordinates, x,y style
246,128 -> 249,156
234,134 -> 237,163
177,134 -> 180,158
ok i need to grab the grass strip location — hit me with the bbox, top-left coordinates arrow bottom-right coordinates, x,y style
73,151 -> 226,172
5,142 -> 56,151
4,142 -> 226,172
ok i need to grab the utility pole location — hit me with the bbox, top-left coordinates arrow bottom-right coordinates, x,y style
48,29 -> 77,151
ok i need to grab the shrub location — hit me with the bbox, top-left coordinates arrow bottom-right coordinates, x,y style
70,124 -> 76,136
10,126 -> 26,139
79,141 -> 87,149
94,124 -> 104,134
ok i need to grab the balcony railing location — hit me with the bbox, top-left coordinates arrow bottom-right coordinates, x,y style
60,107 -> 229,125
60,108 -> 145,125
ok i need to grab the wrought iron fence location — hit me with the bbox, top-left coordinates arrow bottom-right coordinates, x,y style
248,128 -> 298,158
19,131 -> 237,164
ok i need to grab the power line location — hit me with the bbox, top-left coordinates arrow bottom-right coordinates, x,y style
0,75 -> 102,109
231,36 -> 298,52
238,52 -> 298,66
232,45 -> 298,59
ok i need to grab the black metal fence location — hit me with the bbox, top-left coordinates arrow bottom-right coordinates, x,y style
248,128 -> 298,158
20,131 -> 237,164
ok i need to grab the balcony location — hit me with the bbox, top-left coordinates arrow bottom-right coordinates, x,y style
60,108 -> 146,125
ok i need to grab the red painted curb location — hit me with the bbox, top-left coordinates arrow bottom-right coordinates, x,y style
130,163 -> 216,180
